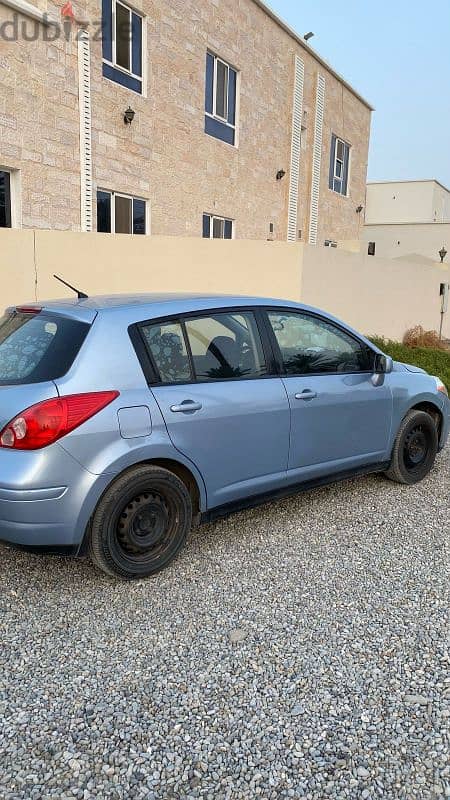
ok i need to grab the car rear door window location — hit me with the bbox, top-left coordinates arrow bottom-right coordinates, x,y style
0,311 -> 90,385
267,311 -> 372,375
141,320 -> 192,384
185,311 -> 267,381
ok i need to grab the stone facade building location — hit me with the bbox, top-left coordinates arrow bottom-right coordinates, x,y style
0,0 -> 372,243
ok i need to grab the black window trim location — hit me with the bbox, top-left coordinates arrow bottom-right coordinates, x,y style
261,307 -> 377,378
129,306 -> 278,387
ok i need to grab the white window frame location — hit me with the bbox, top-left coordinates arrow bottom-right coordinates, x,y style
204,213 -> 234,240
205,51 -> 239,138
97,189 -> 150,235
103,0 -> 145,87
332,137 -> 350,196
0,166 -> 21,229
213,57 -> 229,122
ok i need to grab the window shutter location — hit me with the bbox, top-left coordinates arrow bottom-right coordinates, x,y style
308,74 -> 325,245
78,30 -> 93,232
287,55 -> 305,242
131,13 -> 142,77
227,68 -> 237,126
205,53 -> 214,114
202,214 -> 210,238
102,0 -> 112,62
329,134 -> 336,190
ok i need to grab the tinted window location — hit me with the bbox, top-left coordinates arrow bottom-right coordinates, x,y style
0,171 -> 11,228
0,311 -> 90,385
185,312 -> 267,381
141,321 -> 191,384
268,311 -> 372,375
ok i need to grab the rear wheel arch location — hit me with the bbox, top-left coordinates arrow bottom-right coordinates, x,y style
87,462 -> 194,578
80,457 -> 204,552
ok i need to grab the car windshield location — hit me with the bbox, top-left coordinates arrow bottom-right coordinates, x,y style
0,310 -> 90,385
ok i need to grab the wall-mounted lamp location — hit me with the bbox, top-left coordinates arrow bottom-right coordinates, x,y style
304,32 -> 314,41
276,169 -> 286,181
124,106 -> 135,125
356,205 -> 364,214
439,246 -> 447,263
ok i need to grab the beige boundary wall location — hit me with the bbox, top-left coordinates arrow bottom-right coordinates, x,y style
0,229 -> 449,341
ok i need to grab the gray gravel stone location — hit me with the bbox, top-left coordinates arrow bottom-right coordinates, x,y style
0,446 -> 449,799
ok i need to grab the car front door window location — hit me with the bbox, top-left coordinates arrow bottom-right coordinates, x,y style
268,312 -> 372,375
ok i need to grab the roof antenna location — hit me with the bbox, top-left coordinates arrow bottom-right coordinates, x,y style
53,274 -> 89,300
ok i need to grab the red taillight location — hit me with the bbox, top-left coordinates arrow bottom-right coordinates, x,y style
0,392 -> 119,450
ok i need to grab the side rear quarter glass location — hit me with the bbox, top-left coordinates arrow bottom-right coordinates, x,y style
0,312 -> 90,385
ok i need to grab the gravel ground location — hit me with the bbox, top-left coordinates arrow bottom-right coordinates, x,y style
1,449 -> 449,800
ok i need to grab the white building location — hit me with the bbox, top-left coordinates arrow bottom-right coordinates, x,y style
363,179 -> 450,262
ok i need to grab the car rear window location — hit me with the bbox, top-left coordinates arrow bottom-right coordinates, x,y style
0,310 -> 90,385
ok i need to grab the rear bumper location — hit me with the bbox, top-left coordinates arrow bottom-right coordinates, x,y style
0,445 -> 111,550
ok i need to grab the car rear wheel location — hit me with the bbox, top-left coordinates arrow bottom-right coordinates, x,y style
385,409 -> 438,485
89,465 -> 192,579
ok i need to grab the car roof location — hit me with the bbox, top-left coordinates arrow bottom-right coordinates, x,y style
36,293 -> 303,312
9,293 -> 383,354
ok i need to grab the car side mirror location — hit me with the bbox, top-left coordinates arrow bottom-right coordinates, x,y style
372,353 -> 394,385
374,353 -> 394,374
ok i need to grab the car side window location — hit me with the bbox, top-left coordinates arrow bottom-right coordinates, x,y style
141,320 -> 191,384
267,311 -> 372,375
185,311 -> 267,381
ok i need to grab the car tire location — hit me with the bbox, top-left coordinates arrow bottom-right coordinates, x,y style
384,409 -> 438,485
89,465 -> 192,579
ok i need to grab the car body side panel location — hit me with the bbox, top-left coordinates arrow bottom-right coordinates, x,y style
150,378 -> 290,507
387,373 -> 449,452
282,372 -> 393,473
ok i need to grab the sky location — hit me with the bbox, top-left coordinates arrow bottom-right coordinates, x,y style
270,0 -> 450,187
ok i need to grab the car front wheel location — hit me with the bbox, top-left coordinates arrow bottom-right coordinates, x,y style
89,465 -> 192,579
385,409 -> 439,485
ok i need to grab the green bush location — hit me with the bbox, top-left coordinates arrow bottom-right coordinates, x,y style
370,336 -> 450,392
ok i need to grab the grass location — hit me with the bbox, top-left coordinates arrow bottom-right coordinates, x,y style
370,336 -> 450,392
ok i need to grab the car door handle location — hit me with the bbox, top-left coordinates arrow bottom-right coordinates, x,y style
170,401 -> 203,413
295,390 -> 318,401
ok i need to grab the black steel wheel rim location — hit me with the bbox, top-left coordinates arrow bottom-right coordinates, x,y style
403,425 -> 429,471
115,491 -> 174,561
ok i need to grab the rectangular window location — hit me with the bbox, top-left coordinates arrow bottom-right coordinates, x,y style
185,312 -> 267,381
205,51 -> 238,146
0,171 -> 12,228
202,214 -> 233,239
329,135 -> 350,195
102,0 -> 143,94
96,190 -> 147,234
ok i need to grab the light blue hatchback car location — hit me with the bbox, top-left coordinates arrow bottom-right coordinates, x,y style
0,293 -> 448,579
